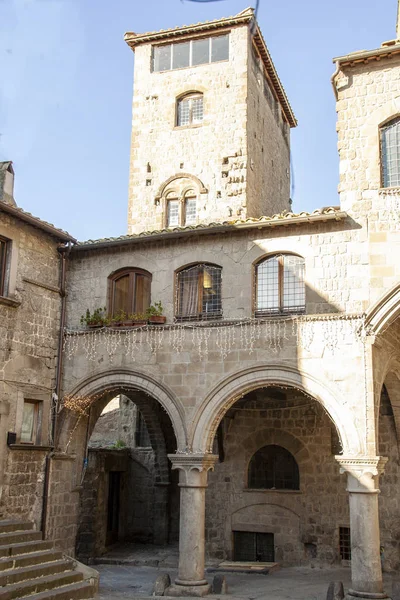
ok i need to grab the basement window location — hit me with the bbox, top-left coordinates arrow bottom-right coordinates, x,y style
339,526 -> 351,561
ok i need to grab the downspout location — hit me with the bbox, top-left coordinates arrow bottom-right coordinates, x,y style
331,60 -> 340,100
41,241 -> 72,538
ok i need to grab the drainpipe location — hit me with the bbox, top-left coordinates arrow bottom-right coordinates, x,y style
331,60 -> 340,100
41,241 -> 71,538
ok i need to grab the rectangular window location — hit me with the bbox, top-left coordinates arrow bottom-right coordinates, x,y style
233,531 -> 275,562
381,118 -> 400,187
167,200 -> 179,227
172,41 -> 190,69
21,400 -> 42,444
184,198 -> 197,225
153,34 -> 229,72
0,236 -> 9,297
339,527 -> 351,561
176,264 -> 222,321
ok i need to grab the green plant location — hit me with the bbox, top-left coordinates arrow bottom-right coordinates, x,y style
112,309 -> 128,323
146,301 -> 164,317
80,307 -> 107,327
128,312 -> 148,321
112,439 -> 126,449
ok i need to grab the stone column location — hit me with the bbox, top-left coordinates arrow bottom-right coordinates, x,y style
167,453 -> 218,597
336,457 -> 391,600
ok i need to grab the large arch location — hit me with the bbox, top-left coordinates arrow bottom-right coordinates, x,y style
58,368 -> 187,452
365,281 -> 400,335
190,364 -> 362,455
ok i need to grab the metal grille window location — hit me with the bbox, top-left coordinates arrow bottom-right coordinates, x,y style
381,117 -> 400,187
339,527 -> 351,561
0,237 -> 8,296
248,445 -> 299,490
233,531 -> 275,563
167,200 -> 180,227
108,268 -> 151,317
255,254 -> 305,316
175,263 -> 222,321
177,94 -> 203,127
184,196 -> 197,225
153,35 -> 229,72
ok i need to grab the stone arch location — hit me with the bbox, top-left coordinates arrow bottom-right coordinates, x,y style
365,281 -> 400,335
58,368 -> 187,453
155,173 -> 208,202
191,364 -> 361,455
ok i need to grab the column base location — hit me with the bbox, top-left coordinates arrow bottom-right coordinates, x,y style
347,590 -> 391,600
167,583 -> 211,597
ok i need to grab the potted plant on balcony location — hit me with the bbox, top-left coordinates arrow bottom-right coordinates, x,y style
146,301 -> 166,324
80,307 -> 107,328
129,312 -> 148,327
111,309 -> 134,327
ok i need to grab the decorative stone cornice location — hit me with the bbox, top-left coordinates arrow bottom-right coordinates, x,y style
336,456 -> 388,493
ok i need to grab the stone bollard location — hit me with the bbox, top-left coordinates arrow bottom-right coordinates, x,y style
212,575 -> 228,595
326,581 -> 344,600
153,573 -> 171,596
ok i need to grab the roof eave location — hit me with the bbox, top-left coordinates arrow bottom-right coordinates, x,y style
0,201 -> 77,243
73,211 -> 348,252
333,43 -> 400,66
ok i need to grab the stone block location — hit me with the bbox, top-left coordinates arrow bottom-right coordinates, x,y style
327,581 -> 344,600
212,575 -> 228,594
153,573 -> 171,596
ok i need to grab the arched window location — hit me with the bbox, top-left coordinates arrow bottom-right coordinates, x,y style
184,190 -> 197,225
255,254 -> 305,316
166,191 -> 179,227
380,117 -> 400,188
108,268 -> 151,317
175,263 -> 222,321
248,445 -> 299,490
177,93 -> 204,127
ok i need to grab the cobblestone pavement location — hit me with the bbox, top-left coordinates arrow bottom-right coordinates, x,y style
96,564 -> 360,599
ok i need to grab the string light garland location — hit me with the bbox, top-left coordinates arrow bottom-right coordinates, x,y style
63,315 -> 366,363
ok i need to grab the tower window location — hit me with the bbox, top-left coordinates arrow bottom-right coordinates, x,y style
184,195 -> 197,225
177,94 -> 204,127
380,117 -> 400,187
152,35 -> 229,72
108,268 -> 151,317
255,254 -> 305,316
0,236 -> 10,297
175,263 -> 222,321
167,199 -> 180,227
248,445 -> 299,490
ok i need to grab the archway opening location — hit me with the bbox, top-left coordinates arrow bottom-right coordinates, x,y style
204,385 -> 346,567
68,387 -> 179,562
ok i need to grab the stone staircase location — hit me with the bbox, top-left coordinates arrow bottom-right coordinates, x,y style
0,520 -> 97,600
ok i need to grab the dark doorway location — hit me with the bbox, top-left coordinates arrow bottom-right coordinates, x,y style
106,471 -> 121,546
233,531 -> 275,562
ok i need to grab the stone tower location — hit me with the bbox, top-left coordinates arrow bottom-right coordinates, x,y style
125,8 -> 297,234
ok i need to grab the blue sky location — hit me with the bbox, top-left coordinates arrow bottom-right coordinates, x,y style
0,0 -> 397,241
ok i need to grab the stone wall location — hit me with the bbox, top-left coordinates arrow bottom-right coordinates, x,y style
205,389 -> 349,566
0,210 -> 62,526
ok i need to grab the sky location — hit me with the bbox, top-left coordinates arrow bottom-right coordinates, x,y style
0,0 -> 398,241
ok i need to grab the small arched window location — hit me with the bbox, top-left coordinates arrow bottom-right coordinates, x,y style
255,254 -> 305,316
175,263 -> 222,321
184,189 -> 197,225
108,268 -> 152,317
248,445 -> 299,490
177,93 -> 204,127
380,117 -> 400,188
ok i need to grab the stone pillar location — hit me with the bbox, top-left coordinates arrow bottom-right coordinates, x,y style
336,457 -> 391,600
167,453 -> 218,597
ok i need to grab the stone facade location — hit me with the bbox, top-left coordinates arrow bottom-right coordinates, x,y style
126,10 -> 293,234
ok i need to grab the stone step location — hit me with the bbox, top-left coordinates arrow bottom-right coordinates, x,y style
17,581 -> 94,600
0,530 -> 42,546
0,521 -> 34,535
0,558 -> 75,586
0,570 -> 84,599
0,550 -> 63,572
0,540 -> 53,559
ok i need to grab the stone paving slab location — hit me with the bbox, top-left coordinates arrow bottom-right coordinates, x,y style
96,565 -> 361,600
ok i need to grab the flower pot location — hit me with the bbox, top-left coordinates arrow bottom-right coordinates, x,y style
148,315 -> 166,324
133,319 -> 148,327
87,323 -> 104,328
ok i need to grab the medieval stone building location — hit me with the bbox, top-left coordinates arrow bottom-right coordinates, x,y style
0,6 -> 400,600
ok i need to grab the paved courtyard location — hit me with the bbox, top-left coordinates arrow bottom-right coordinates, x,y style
96,564 -> 359,600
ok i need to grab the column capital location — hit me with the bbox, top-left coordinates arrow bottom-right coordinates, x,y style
168,453 -> 219,473
336,456 -> 388,493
